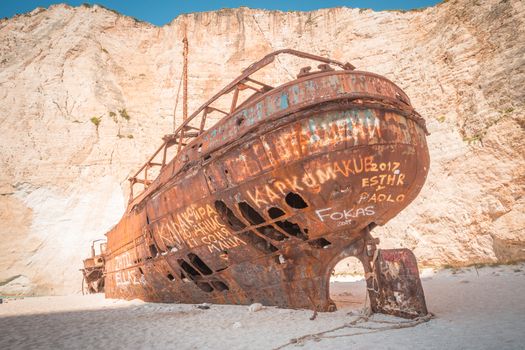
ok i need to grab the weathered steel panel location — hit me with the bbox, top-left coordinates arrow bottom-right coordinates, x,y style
370,249 -> 428,318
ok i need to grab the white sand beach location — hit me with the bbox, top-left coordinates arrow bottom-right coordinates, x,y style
1,264 -> 524,350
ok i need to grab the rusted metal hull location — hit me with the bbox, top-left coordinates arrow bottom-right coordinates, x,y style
101,55 -> 430,317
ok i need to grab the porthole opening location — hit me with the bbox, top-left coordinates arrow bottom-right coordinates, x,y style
285,192 -> 308,209
268,207 -> 285,219
149,244 -> 158,258
216,200 -> 279,253
197,282 -> 214,293
238,202 -> 265,225
215,200 -> 246,231
268,207 -> 308,240
188,253 -> 213,275
211,281 -> 229,291
276,220 -> 307,240
239,202 -> 286,241
178,259 -> 200,280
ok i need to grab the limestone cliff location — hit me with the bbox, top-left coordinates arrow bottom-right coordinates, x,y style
1,0 -> 524,295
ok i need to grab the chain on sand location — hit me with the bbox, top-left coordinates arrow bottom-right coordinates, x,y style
273,293 -> 434,350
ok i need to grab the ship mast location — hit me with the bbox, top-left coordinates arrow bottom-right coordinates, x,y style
172,28 -> 189,132
182,30 -> 188,121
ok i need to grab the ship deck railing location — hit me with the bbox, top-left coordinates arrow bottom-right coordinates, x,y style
128,49 -> 354,203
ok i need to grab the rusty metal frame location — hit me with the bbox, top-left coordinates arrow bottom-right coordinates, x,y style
128,50 -> 356,202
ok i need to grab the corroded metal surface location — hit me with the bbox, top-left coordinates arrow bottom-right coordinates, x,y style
81,240 -> 106,294
369,249 -> 428,318
95,50 -> 430,317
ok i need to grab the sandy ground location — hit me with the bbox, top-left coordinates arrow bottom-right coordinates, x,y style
1,264 -> 524,350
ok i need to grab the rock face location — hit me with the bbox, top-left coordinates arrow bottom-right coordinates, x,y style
0,0 -> 524,295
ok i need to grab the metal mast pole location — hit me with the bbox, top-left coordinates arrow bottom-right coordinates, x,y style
182,31 -> 188,121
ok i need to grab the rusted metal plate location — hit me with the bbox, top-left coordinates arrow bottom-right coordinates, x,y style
369,249 -> 428,319
93,50 -> 430,318
81,242 -> 106,294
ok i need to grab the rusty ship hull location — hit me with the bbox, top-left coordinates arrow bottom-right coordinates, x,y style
100,50 -> 430,316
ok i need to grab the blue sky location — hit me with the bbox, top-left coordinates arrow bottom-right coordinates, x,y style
1,0 -> 441,26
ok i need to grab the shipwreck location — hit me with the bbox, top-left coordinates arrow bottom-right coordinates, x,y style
82,48 -> 430,319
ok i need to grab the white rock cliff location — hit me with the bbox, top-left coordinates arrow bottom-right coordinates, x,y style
0,0 -> 524,295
